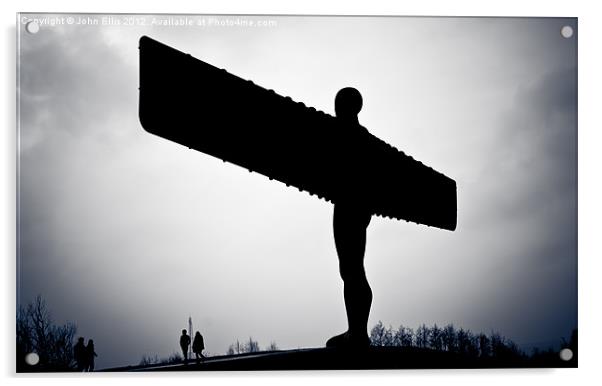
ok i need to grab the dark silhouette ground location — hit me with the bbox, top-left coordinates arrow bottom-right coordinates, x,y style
99,346 -> 576,371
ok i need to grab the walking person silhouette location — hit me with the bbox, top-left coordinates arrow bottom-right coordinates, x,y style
326,87 -> 373,349
192,331 -> 206,363
73,337 -> 86,371
179,329 -> 191,363
85,339 -> 97,372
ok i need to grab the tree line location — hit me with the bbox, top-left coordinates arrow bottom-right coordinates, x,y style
226,337 -> 279,355
369,320 -> 557,361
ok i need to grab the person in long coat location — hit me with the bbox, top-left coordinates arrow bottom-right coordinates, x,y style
192,331 -> 206,363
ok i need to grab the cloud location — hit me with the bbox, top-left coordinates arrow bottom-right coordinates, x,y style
465,66 -> 577,232
19,26 -> 137,152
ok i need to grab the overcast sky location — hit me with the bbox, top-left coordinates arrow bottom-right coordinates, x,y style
17,14 -> 577,369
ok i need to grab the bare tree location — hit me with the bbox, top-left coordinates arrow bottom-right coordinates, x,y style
394,325 -> 414,347
489,331 -> 524,359
415,324 -> 430,349
478,333 -> 491,358
227,337 -> 260,355
441,324 -> 456,352
489,331 -> 505,358
429,324 -> 443,351
138,354 -> 159,366
456,328 -> 470,354
467,332 -> 480,358
227,340 -> 243,355
267,341 -> 279,351
161,352 -> 183,364
244,337 -> 260,353
370,321 -> 394,346
370,321 -> 385,346
16,307 -> 33,364
16,295 -> 77,371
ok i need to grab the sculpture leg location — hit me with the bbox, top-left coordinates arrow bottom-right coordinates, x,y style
327,203 -> 372,348
342,253 -> 372,343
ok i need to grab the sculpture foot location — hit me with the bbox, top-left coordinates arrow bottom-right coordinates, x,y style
326,331 -> 370,349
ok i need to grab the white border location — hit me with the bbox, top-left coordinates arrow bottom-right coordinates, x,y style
3,1 -> 601,385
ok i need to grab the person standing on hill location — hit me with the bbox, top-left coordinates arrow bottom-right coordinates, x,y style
73,337 -> 86,371
85,339 -> 98,372
179,329 -> 191,363
192,331 -> 206,363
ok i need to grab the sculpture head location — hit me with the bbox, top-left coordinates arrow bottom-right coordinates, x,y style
335,87 -> 362,119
